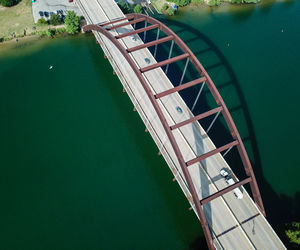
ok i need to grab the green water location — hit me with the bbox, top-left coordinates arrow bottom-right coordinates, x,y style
0,36 -> 201,249
0,0 -> 299,249
158,0 -> 300,225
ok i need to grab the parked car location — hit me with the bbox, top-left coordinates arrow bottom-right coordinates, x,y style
39,11 -> 44,17
44,12 -> 49,18
220,169 -> 243,199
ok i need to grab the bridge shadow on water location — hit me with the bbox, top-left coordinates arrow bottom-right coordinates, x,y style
85,14 -> 299,248
151,17 -> 300,249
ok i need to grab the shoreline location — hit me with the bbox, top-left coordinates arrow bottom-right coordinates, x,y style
152,0 -> 294,15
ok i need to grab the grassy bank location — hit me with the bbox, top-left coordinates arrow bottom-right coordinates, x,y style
0,0 -> 54,42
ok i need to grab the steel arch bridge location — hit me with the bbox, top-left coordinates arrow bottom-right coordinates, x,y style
83,13 -> 265,250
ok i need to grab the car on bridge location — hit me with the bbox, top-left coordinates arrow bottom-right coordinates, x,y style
220,169 -> 243,199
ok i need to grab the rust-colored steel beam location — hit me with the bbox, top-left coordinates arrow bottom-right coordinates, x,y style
82,23 -> 215,250
127,13 -> 265,217
200,177 -> 252,205
106,18 -> 146,31
186,140 -> 239,167
127,35 -> 174,53
140,53 -> 189,73
115,24 -> 159,39
171,106 -> 223,130
155,77 -> 206,99
99,16 -> 134,27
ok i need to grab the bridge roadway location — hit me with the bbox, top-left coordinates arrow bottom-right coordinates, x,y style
76,0 -> 286,249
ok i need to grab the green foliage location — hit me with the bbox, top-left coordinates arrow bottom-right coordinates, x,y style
285,222 -> 300,245
0,0 -> 20,7
166,6 -> 175,15
49,14 -> 62,26
191,0 -> 204,3
64,11 -> 80,34
0,37 -> 4,42
228,0 -> 260,3
118,0 -> 131,14
208,0 -> 221,6
46,28 -> 56,37
162,3 -> 169,11
37,18 -> 48,25
133,4 -> 142,13
167,0 -> 190,7
162,3 -> 175,16
37,30 -> 47,37
56,27 -> 66,34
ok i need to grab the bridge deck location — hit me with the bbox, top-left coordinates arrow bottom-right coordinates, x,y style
76,0 -> 285,249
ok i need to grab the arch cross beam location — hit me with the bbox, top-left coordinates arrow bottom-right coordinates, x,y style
83,14 -> 265,250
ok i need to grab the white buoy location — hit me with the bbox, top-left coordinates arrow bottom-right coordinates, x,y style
49,65 -> 53,70
281,29 -> 284,33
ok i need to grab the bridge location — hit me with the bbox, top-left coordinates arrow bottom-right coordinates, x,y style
75,0 -> 286,249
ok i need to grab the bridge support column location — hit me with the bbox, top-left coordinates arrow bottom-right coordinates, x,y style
165,40 -> 174,74
179,58 -> 190,85
191,82 -> 205,112
153,29 -> 160,58
222,145 -> 233,157
206,110 -> 221,133
143,21 -> 147,42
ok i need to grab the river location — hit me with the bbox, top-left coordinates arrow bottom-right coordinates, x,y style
0,0 -> 299,249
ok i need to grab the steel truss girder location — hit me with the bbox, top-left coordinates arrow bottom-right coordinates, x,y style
155,77 -> 206,99
83,13 -> 265,250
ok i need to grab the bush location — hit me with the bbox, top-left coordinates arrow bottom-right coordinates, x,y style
37,18 -> 48,25
0,0 -> 20,7
38,30 -> 47,37
64,11 -> 80,34
162,3 -> 169,11
56,27 -> 66,34
285,222 -> 300,245
118,0 -> 131,14
191,0 -> 204,3
46,28 -> 56,37
49,14 -> 62,26
167,0 -> 190,7
208,0 -> 221,6
0,37 -> 4,43
166,7 -> 175,16
133,4 -> 142,13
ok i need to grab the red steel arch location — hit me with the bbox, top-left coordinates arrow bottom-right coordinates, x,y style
83,13 -> 265,250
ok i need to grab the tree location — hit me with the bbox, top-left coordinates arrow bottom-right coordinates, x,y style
0,0 -> 20,7
162,3 -> 169,11
133,4 -> 142,13
49,14 -> 62,26
167,0 -> 190,7
166,7 -> 175,16
64,11 -> 80,34
37,18 -> 48,25
285,222 -> 300,246
118,0 -> 131,14
46,28 -> 56,37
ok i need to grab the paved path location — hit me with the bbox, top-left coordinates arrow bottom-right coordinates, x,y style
76,0 -> 286,249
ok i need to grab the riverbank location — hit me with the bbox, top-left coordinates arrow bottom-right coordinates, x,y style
0,0 -> 53,42
0,0 -> 83,43
151,0 -> 294,14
